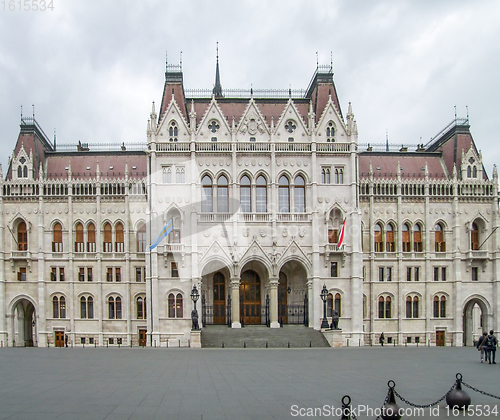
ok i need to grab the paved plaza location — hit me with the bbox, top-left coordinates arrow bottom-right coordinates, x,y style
0,346 -> 498,420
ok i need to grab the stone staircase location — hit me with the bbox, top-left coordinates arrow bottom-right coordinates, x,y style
200,325 -> 330,348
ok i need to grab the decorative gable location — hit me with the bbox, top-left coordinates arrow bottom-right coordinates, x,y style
12,143 -> 34,181
316,96 -> 349,142
157,98 -> 190,142
236,99 -> 270,142
275,99 -> 308,142
461,145 -> 483,180
197,97 -> 231,141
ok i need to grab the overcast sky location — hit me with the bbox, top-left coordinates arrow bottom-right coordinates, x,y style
1,0 -> 499,176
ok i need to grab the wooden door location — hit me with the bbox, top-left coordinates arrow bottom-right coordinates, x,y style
213,272 -> 226,325
436,331 -> 445,347
55,331 -> 65,348
278,272 -> 288,324
138,329 -> 147,347
240,270 -> 261,325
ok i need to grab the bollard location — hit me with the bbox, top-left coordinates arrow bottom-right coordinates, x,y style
222,342 -> 224,348
381,380 -> 402,420
244,341 -> 246,348
446,373 -> 471,410
266,341 -> 268,348
341,395 -> 353,419
178,340 -> 180,348
309,341 -> 312,348
288,341 -> 290,348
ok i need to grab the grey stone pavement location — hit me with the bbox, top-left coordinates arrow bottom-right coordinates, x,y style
0,346 -> 499,420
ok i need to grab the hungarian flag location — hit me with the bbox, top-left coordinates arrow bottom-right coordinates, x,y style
337,219 -> 346,249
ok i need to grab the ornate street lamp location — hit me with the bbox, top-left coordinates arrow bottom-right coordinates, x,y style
190,285 -> 200,330
320,284 -> 329,329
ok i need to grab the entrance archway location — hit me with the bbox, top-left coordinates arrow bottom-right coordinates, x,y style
240,270 -> 261,325
278,260 -> 308,325
12,298 -> 36,347
463,297 -> 488,346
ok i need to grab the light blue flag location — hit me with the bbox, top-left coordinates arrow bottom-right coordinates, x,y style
150,218 -> 174,250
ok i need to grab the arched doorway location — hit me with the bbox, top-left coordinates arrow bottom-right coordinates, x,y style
278,272 -> 288,325
213,272 -> 226,325
463,297 -> 488,346
278,260 -> 308,325
240,270 -> 261,325
12,298 -> 36,347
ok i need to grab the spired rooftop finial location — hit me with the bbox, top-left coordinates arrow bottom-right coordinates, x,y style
213,42 -> 223,98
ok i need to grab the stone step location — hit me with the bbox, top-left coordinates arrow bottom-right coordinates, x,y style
200,325 -> 330,348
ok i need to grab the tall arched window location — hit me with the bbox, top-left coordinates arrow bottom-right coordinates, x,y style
406,296 -> 412,318
87,223 -> 96,252
52,222 -> 63,252
163,167 -> 172,183
169,121 -> 178,142
18,221 -> 27,251
402,223 -> 410,252
176,167 -> 185,183
378,296 -> 391,318
335,168 -> 344,184
176,294 -> 183,318
467,166 -> 472,178
53,296 -> 60,318
413,296 -> 419,318
440,296 -> 446,318
294,175 -> 305,212
109,297 -> 115,319
322,167 -> 330,184
75,223 -> 84,252
435,223 -> 445,252
137,224 -> 146,252
385,297 -> 391,318
386,224 -> 395,252
326,121 -> 335,142
59,296 -> 66,318
327,293 -> 333,317
374,223 -> 383,252
108,296 -> 122,319
115,222 -> 124,252
202,175 -> 213,213
335,293 -> 341,317
23,166 -> 28,178
378,297 -> 384,318
80,296 -> 93,319
168,293 -> 175,318
18,166 -> 23,178
473,166 -> 477,178
471,222 -> 479,250
256,176 -> 267,213
240,175 -> 251,212
406,296 -> 419,318
137,297 -> 146,319
217,175 -> 229,212
80,296 -> 87,319
103,223 -> 112,252
278,176 -> 290,212
413,224 -> 422,252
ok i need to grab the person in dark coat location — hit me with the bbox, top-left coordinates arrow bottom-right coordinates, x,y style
379,332 -> 385,347
485,330 -> 497,364
477,332 -> 488,363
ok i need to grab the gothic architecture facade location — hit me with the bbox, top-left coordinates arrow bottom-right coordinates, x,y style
1,59 -> 498,348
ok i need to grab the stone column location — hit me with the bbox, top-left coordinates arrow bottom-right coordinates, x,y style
269,277 -> 279,328
230,277 -> 241,328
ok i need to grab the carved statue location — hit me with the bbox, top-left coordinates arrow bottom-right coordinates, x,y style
331,310 -> 340,330
191,309 -> 199,330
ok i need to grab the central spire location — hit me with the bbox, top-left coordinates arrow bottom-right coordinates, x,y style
212,42 -> 223,98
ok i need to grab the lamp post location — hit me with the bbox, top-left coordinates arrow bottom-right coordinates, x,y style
190,285 -> 200,330
320,284 -> 329,329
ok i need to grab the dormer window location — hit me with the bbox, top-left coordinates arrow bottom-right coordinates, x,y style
326,121 -> 335,142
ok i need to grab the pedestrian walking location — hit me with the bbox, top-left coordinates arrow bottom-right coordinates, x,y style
485,330 -> 497,364
477,332 -> 488,363
379,332 -> 385,347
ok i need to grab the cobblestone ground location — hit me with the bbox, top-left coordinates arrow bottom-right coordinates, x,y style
0,346 -> 498,419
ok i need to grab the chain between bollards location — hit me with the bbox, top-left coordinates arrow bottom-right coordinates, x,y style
461,380 -> 500,400
393,381 -> 455,409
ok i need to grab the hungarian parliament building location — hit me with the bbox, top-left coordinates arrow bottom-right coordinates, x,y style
1,59 -> 498,348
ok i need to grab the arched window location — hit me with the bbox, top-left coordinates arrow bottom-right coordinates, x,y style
87,223 -> 96,252
176,167 -> 185,183
473,166 -> 477,178
75,223 -> 84,252
327,293 -> 333,317
440,296 -> 446,318
385,297 -> 391,318
471,222 -> 479,250
103,223 -> 112,252
162,167 -> 172,183
402,223 -> 410,252
59,296 -> 66,318
116,297 -> 122,319
23,166 -> 28,178
386,224 -> 395,252
413,296 -> 419,318
18,221 -> 27,251
52,222 -> 63,252
201,175 -> 213,213
435,223 -> 445,252
240,175 -> 251,212
137,297 -> 146,319
467,166 -> 472,178
176,294 -> 183,318
374,223 -> 383,252
294,175 -> 305,212
108,297 -> 115,319
217,175 -> 229,212
256,176 -> 267,213
433,295 -> 447,318
18,165 -> 22,178
413,224 -> 422,252
80,296 -> 93,319
278,176 -> 290,212
115,222 -> 124,252
406,296 -> 412,318
88,296 -> 94,319
168,293 -> 175,318
363,295 -> 367,319
322,167 -> 330,184
335,168 -> 344,184
406,296 -> 419,318
137,224 -> 146,252
378,297 -> 384,318
326,121 -> 335,141
335,293 -> 341,317
53,296 -> 59,318
169,121 -> 178,141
